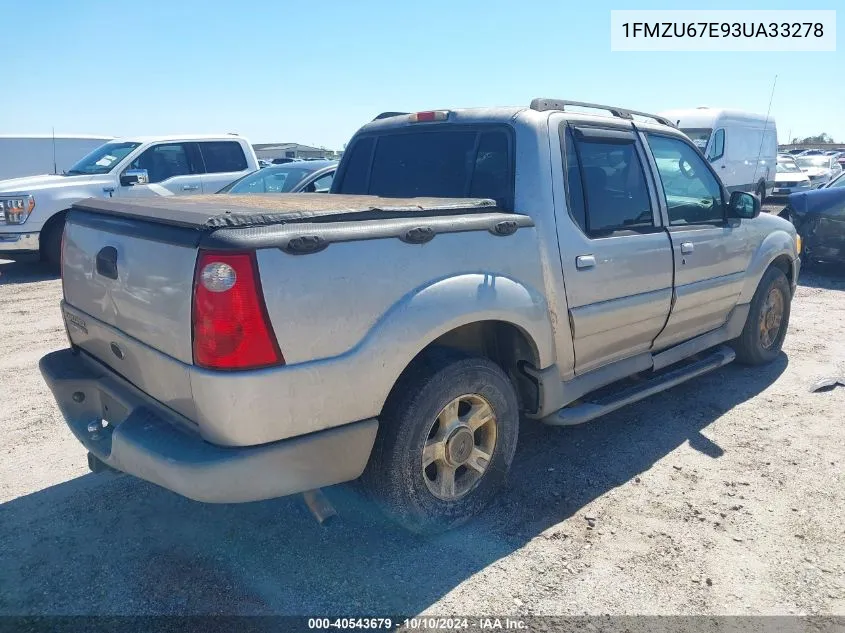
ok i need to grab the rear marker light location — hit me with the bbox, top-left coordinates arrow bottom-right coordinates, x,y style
192,251 -> 284,370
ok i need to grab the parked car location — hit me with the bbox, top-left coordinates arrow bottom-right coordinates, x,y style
218,160 -> 337,194
0,135 -> 258,266
769,154 -> 812,199
0,134 -> 113,181
795,154 -> 843,188
41,100 -> 799,533
781,171 -> 845,265
271,157 -> 298,164
659,107 -> 777,201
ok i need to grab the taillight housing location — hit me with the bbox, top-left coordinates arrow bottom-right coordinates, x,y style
192,251 -> 284,370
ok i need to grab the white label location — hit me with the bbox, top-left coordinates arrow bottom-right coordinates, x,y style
611,10 -> 836,52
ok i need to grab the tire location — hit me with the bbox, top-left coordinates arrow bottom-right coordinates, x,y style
731,266 -> 791,365
40,216 -> 65,270
362,347 -> 520,534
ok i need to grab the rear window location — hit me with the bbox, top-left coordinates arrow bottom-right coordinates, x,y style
334,127 -> 514,209
199,141 -> 248,173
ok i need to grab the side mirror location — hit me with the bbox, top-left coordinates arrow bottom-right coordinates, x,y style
120,169 -> 149,187
729,190 -> 760,219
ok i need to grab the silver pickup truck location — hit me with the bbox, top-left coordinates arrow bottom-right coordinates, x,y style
41,99 -> 800,533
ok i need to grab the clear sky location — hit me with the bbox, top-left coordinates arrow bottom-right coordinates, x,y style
2,0 -> 841,150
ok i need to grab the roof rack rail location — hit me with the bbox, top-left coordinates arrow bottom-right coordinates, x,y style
529,98 -> 675,128
373,112 -> 409,121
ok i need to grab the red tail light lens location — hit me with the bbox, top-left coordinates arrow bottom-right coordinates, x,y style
192,251 -> 284,370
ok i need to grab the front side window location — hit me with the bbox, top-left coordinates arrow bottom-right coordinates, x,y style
66,142 -> 140,175
646,134 -> 725,225
681,128 -> 712,152
303,171 -> 335,193
200,141 -> 248,173
709,129 -> 725,161
127,143 -> 196,184
571,133 -> 653,236
826,173 -> 845,189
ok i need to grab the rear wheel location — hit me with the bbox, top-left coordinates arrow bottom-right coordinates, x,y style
40,215 -> 65,270
731,266 -> 791,365
362,348 -> 519,533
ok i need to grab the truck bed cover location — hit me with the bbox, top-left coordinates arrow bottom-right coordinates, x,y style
72,194 -> 501,230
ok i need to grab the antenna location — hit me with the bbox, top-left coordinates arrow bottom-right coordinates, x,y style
751,75 -> 777,196
52,126 -> 57,175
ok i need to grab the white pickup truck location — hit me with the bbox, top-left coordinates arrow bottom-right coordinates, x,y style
0,135 -> 258,266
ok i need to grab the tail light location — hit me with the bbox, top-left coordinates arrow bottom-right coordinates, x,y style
192,251 -> 284,370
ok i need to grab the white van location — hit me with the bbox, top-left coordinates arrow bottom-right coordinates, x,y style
658,107 -> 778,200
0,135 -> 114,181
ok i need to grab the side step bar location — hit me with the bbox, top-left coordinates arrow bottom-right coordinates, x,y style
542,345 -> 736,427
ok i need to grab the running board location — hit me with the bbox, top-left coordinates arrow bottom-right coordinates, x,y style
542,345 -> 736,427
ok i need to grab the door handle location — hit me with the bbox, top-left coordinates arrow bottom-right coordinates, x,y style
181,185 -> 199,191
575,255 -> 596,270
680,242 -> 694,254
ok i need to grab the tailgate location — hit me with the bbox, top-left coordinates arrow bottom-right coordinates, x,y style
62,213 -> 198,366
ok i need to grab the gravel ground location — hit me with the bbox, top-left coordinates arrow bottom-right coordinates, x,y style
1,256 -> 844,619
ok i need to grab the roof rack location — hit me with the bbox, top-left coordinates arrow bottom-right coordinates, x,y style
372,112 -> 409,121
529,98 -> 675,128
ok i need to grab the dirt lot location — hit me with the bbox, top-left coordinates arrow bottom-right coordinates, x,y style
1,255 -> 844,619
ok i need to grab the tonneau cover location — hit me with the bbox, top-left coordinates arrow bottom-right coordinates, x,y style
72,194 -> 500,230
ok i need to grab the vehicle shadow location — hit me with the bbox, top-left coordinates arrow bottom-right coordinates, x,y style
0,259 -> 58,285
797,264 -> 845,290
0,355 -> 787,616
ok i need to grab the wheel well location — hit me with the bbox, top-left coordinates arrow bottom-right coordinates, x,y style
769,254 -> 793,288
40,210 -> 68,247
416,321 -> 541,413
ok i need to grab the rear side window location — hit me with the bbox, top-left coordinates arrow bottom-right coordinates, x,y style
563,127 -> 653,236
335,127 -> 514,209
199,141 -> 248,173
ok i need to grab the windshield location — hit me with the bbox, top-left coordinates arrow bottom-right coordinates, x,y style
219,165 -> 318,193
796,156 -> 830,169
681,128 -> 712,151
826,172 -> 845,188
65,142 -> 141,175
776,157 -> 801,173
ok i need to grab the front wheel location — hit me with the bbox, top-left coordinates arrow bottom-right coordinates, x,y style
731,266 -> 791,365
362,348 -> 520,534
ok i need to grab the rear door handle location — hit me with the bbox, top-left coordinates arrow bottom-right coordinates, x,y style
575,255 -> 596,270
680,242 -> 694,254
181,185 -> 199,191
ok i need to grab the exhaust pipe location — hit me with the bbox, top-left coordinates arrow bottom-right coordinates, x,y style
302,489 -> 337,525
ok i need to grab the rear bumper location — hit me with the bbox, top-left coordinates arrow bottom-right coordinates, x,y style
39,348 -> 378,503
0,231 -> 40,259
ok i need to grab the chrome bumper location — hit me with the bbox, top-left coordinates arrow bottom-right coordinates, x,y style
0,231 -> 40,255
